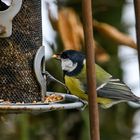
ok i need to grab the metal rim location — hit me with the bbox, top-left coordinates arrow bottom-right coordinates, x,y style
0,92 -> 84,113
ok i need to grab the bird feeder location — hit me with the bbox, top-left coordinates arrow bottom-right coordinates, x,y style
0,0 -> 84,113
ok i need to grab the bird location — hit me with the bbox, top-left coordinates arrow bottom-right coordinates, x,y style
53,50 -> 140,108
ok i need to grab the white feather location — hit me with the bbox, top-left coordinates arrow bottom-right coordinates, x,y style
61,59 -> 78,72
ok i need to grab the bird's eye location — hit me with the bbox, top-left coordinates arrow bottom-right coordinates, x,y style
61,52 -> 68,59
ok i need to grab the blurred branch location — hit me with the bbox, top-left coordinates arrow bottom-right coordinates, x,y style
93,20 -> 137,49
48,6 -> 137,64
49,7 -> 84,50
94,41 -> 110,63
48,7 -> 110,63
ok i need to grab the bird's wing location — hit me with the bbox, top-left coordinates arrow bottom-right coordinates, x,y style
76,63 -> 111,89
76,63 -> 113,92
76,63 -> 139,103
97,78 -> 140,103
95,64 -> 112,87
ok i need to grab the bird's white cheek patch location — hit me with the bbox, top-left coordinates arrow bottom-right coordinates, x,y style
61,59 -> 77,72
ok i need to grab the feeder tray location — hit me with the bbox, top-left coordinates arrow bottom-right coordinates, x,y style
0,92 -> 84,113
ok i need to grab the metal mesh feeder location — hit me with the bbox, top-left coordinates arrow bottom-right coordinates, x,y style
0,0 -> 84,113
0,0 -> 42,103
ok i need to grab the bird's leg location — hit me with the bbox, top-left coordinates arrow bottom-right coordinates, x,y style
42,71 -> 69,94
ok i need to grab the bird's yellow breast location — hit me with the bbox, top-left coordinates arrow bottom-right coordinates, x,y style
64,75 -> 88,100
64,75 -> 112,108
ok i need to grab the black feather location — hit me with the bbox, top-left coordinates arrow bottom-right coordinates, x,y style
61,50 -> 85,76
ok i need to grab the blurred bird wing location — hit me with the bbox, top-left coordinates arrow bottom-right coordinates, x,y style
97,78 -> 140,108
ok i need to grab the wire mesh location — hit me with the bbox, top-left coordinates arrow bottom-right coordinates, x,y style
0,0 -> 42,103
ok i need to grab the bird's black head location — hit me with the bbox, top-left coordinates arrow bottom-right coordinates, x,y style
59,50 -> 85,76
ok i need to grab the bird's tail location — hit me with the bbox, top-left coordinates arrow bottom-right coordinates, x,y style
97,79 -> 140,108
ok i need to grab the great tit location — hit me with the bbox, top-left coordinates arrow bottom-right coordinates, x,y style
53,50 -> 140,108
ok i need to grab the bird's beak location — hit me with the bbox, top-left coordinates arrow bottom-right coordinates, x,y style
52,54 -> 61,60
